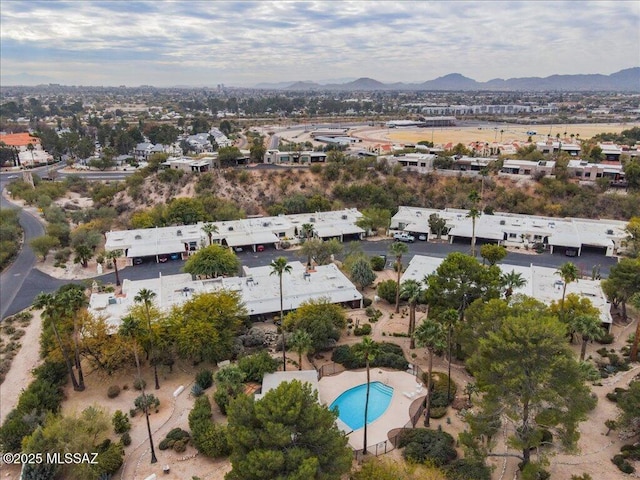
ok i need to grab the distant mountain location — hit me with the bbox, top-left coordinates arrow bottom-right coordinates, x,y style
256,68 -> 640,92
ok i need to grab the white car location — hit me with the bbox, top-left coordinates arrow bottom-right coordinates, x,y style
393,233 -> 415,243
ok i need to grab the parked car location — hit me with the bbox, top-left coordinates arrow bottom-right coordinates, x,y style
234,247 -> 243,252
170,252 -> 181,260
565,249 -> 578,257
256,245 -> 265,252
418,234 -> 427,241
393,232 -> 415,243
158,255 -> 168,263
133,257 -> 143,265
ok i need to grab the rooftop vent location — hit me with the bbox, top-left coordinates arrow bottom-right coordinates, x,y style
135,235 -> 142,240
341,215 -> 347,220
177,230 -> 182,236
310,217 -> 316,223
606,229 -> 614,235
228,226 -> 234,231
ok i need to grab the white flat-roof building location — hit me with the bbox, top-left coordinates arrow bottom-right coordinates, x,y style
89,261 -> 362,329
105,209 -> 364,261
381,153 -> 436,174
401,255 -> 613,331
390,206 -> 628,257
256,370 -> 319,401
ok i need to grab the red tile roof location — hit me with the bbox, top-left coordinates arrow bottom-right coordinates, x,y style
0,133 -> 40,147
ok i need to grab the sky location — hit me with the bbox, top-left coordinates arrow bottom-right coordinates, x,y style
1,0 -> 639,87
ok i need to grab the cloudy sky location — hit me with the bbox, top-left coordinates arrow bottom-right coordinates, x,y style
1,0 -> 638,87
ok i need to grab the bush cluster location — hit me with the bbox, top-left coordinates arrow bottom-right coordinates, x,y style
398,428 -> 457,466
195,370 -> 213,390
237,350 -> 279,383
107,385 -> 121,398
376,280 -> 398,304
112,410 -> 131,434
354,323 -> 372,336
331,342 -> 408,370
188,396 -> 230,458
159,428 -> 191,452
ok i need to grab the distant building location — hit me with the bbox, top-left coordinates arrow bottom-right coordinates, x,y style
264,150 -> 327,164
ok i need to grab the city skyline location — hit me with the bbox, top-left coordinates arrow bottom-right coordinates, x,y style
1,0 -> 639,87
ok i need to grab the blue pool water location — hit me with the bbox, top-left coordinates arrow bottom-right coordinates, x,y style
330,381 -> 394,431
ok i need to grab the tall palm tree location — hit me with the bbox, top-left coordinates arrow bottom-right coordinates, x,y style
572,314 -> 604,361
270,257 -> 292,371
353,337 -> 380,455
300,223 -> 315,267
414,319 -> 446,426
59,287 -> 88,391
105,249 -> 123,286
400,279 -> 422,349
134,288 -> 160,389
501,270 -> 527,300
120,316 -> 157,464
389,241 -> 409,313
630,293 -> 640,362
201,223 -> 218,246
437,309 -> 459,403
289,329 -> 313,371
467,190 -> 481,257
556,262 -> 580,319
34,292 -> 82,391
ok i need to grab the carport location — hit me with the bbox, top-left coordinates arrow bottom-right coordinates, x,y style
223,232 -> 280,252
127,241 -> 186,264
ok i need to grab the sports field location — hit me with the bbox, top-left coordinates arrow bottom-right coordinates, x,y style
353,123 -> 638,146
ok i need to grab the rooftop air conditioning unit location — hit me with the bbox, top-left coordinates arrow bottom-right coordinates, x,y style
341,215 -> 347,220
135,235 -> 142,240
499,220 -> 506,225
606,229 -> 614,235
228,226 -> 233,231
177,230 -> 182,236
310,217 -> 316,223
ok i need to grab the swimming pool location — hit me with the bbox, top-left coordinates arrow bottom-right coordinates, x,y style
330,381 -> 394,431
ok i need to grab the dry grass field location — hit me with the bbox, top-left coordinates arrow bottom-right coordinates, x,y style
352,122 -> 639,146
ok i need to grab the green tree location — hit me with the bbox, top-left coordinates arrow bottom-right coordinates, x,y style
629,293 -> 640,361
501,270 -> 527,299
166,197 -> 206,225
356,208 -> 391,235
290,329 -> 313,371
555,262 -> 580,319
351,457 -> 447,479
218,146 -> 242,167
467,208 -> 481,259
189,395 -> 230,457
134,288 -> 160,390
168,291 -> 245,363
623,159 -> 640,191
389,241 -> 409,313
299,237 -> 343,266
226,380 -> 352,480
201,222 -> 219,246
30,235 -> 60,261
572,314 -> 604,361
400,279 -> 422,348
414,319 -> 446,426
352,337 -> 381,455
270,257 -> 292,371
617,380 -> 640,436
468,313 -> 596,469
428,213 -> 447,240
283,298 -> 347,352
250,139 -> 266,162
183,244 -> 240,278
73,244 -> 93,268
479,244 -> 507,266
603,258 -> 640,322
624,216 -> 640,257
349,256 -> 376,290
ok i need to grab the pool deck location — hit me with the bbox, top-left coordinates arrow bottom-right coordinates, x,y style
318,369 -> 424,451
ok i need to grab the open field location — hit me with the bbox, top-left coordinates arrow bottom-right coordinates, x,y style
352,122 -> 640,146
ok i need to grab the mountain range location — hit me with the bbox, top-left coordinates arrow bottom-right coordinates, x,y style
254,68 -> 640,92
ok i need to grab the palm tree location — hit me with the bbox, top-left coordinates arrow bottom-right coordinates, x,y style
120,316 -> 157,464
572,314 -> 604,361
300,223 -> 315,267
389,241 -> 409,313
59,287 -> 88,391
501,270 -> 527,300
437,309 -> 459,403
34,292 -> 82,391
630,293 -> 640,362
27,142 -> 35,164
105,249 -> 123,286
134,288 -> 160,390
556,262 -> 580,319
400,279 -> 422,349
353,337 -> 380,454
414,319 -> 446,426
270,257 -> 292,371
467,190 -> 481,257
201,223 -> 218,246
289,329 -> 313,371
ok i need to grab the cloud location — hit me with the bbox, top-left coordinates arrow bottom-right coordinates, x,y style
1,0 -> 638,86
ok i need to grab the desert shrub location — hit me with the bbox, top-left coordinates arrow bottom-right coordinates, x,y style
370,255 -> 385,271
280,240 -> 291,249
362,297 -> 373,307
133,377 -> 146,391
121,432 -> 132,446
189,395 -> 230,458
191,383 -> 204,397
173,439 -> 187,453
166,428 -> 190,442
377,279 -> 397,304
444,458 -> 491,480
612,454 -> 636,473
423,371 -> 457,406
158,438 -> 172,450
606,387 -> 628,403
354,323 -> 372,336
621,443 -> 640,460
237,350 -> 279,383
398,428 -> 457,466
107,385 -> 121,399
331,342 -> 407,370
112,410 -> 131,434
195,370 -> 213,389
214,389 -> 231,415
134,393 -> 160,412
597,333 -> 615,344
430,406 -> 448,419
